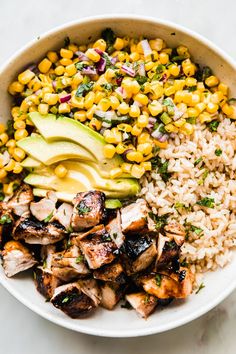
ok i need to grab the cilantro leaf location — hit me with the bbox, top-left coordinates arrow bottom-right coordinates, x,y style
0,214 -> 12,224
77,201 -> 91,215
75,255 -> 84,263
75,82 -> 94,97
207,120 -> 220,132
197,197 -> 215,208
196,282 -> 205,294
155,274 -> 162,287
190,225 -> 203,236
44,211 -> 54,223
215,149 -> 222,156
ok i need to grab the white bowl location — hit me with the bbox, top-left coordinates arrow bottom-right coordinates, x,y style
0,15 -> 236,338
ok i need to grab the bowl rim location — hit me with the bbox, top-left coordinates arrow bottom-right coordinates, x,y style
1,14 -> 236,338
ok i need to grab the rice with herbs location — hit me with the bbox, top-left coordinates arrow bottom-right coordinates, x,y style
140,115 -> 236,274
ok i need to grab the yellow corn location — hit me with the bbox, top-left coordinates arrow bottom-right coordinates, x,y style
38,103 -> 49,115
117,102 -> 130,115
58,103 -> 71,114
148,100 -> 163,116
13,120 -> 26,130
18,70 -> 35,85
47,51 -> 58,63
54,164 -> 68,178
85,48 -> 100,62
93,39 -> 107,51
74,110 -> 87,122
149,39 -> 163,51
116,143 -> 126,154
131,124 -> 142,136
60,48 -> 73,59
131,164 -> 145,178
43,93 -> 58,105
205,75 -> 219,87
89,118 -> 102,131
206,102 -> 218,114
12,147 -> 25,161
134,93 -> 149,106
222,103 -> 234,116
141,161 -> 152,171
126,151 -> 143,163
103,144 -> 116,158
0,168 -> 7,179
137,143 -> 152,155
110,167 -> 122,179
97,98 -> 110,111
38,58 -> 52,73
14,129 -> 28,141
121,162 -> 132,174
55,65 -> 65,76
4,159 -> 16,172
159,52 -> 169,65
65,63 -> 77,76
8,81 -> 24,95
137,114 -> 149,128
13,162 -> 23,174
129,104 -> 140,118
84,91 -> 95,109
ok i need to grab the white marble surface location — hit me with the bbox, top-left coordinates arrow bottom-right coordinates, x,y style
1,0 -> 236,353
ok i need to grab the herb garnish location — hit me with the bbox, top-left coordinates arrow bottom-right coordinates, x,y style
135,75 -> 148,85
155,274 -> 162,287
197,197 -> 215,208
75,62 -> 88,71
149,212 -> 168,230
207,120 -> 220,132
0,214 -> 12,224
194,157 -> 203,166
187,85 -> 197,92
75,255 -> 84,263
151,156 -> 172,182
6,119 -> 14,138
44,211 -> 54,223
196,66 -> 212,82
62,296 -> 70,304
190,225 -> 203,236
215,149 -> 222,156
196,282 -> 205,294
77,201 -> 91,215
144,294 -> 150,304
198,169 -> 209,185
75,82 -> 94,97
101,28 -> 115,54
101,83 -> 113,91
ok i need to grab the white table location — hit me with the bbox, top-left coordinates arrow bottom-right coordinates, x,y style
1,0 -> 236,352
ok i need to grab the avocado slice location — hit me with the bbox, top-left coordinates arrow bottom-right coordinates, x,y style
28,112 -> 124,175
21,157 -> 43,169
17,134 -> 95,166
33,188 -> 76,203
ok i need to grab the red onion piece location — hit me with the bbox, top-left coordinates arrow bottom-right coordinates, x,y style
151,131 -> 169,142
111,56 -> 118,64
81,67 -> 97,75
96,57 -> 106,73
141,39 -> 152,57
75,51 -> 89,61
121,64 -> 135,77
138,63 -> 146,76
94,48 -> 104,55
116,76 -> 123,86
60,94 -> 71,103
115,86 -> 127,99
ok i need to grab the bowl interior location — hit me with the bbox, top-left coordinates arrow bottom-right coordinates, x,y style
0,15 -> 236,337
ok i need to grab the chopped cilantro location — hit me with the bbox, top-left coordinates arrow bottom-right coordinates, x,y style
151,157 -> 172,182
44,211 -> 54,223
194,157 -> 203,166
101,83 -> 113,91
215,149 -> 222,156
155,274 -> 162,287
197,197 -> 215,208
190,225 -> 203,236
171,55 -> 188,62
187,85 -> 197,92
149,212 -> 168,230
77,202 -> 91,215
207,120 -> 220,132
6,119 -> 14,138
0,214 -> 12,224
156,64 -> 166,73
62,296 -> 70,304
196,282 -> 205,294
75,62 -> 87,70
186,117 -> 196,124
135,74 -> 148,85
75,255 -> 84,263
198,169 -> 209,185
196,66 -> 212,82
0,193 -> 4,202
75,82 -> 94,97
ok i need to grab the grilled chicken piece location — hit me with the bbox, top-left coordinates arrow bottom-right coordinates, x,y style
52,203 -> 73,230
105,210 -> 124,248
122,235 -> 157,275
74,225 -> 117,269
13,217 -> 67,245
156,234 -> 179,268
71,191 -> 105,231
34,266 -> 61,299
7,184 -> 33,217
93,261 -> 126,284
2,240 -> 37,277
140,267 -> 194,299
164,221 -> 185,246
120,199 -> 151,234
51,279 -> 101,318
51,244 -> 90,281
126,292 -> 158,318
100,282 -> 126,310
30,191 -> 57,222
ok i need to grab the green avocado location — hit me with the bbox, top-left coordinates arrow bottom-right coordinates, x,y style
17,134 -> 95,166
28,112 -> 124,175
21,157 -> 43,169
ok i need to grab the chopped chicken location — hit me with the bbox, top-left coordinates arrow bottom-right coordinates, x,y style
122,235 -> 157,275
2,240 -> 37,277
126,292 -> 158,318
156,233 -> 180,269
13,217 -> 67,245
52,203 -> 73,230
105,210 -> 124,248
100,282 -> 126,310
164,221 -> 185,246
7,184 -> 33,217
71,191 -> 105,231
93,261 -> 126,283
34,266 -> 61,299
120,199 -> 149,233
51,279 -> 101,318
74,225 -> 117,269
30,191 -> 57,222
51,244 -> 90,281
140,267 -> 194,299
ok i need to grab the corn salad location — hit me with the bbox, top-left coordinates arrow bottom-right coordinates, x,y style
3,28 -> 236,185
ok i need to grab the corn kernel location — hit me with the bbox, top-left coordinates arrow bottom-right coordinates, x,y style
47,51 -> 58,63
187,107 -> 198,117
195,102 -> 206,113
117,102 -> 130,115
141,161 -> 152,171
18,70 -> 35,85
164,86 -> 175,96
65,63 -> 77,76
93,39 -> 107,51
154,140 -> 168,149
134,93 -> 149,106
12,147 -> 25,162
60,58 -> 72,66
85,48 -> 100,62
126,151 -> 143,163
218,83 -> 228,95
205,75 -> 219,87
0,133 -> 8,145
222,103 -> 234,116
54,164 -> 68,178
206,102 -> 219,114
165,123 -> 178,133
199,112 -> 212,124
148,100 -> 163,116
210,91 -> 224,104
0,168 -> 7,179
182,59 -> 196,76
8,81 -> 24,95
149,39 -> 163,51
13,162 -> 23,174
137,114 -> 149,128
117,123 -> 132,133
109,96 -> 120,110
131,164 -> 145,178
84,91 -> 95,110
169,65 -> 180,77
116,143 -> 126,154
180,122 -> 194,135
73,110 -> 86,122
185,77 -> 197,87
177,45 -> 190,57
86,105 -> 97,120
13,120 -> 26,130
138,132 -> 152,144
121,162 -> 132,174
197,82 -> 205,92
60,48 -> 73,59
113,38 -> 124,50
43,93 -> 58,105
131,124 -> 142,136
159,52 -> 169,65
68,43 -> 79,53
89,118 -> 102,131
103,144 -> 116,158
129,104 -> 140,118
173,118 -> 186,127
58,103 -> 71,114
97,98 -> 110,111
38,58 -> 52,74
14,129 -> 28,141
38,103 -> 49,115
4,159 -> 16,172
137,143 -> 152,155
129,52 -> 140,62
55,65 -> 65,76
131,80 -> 140,94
